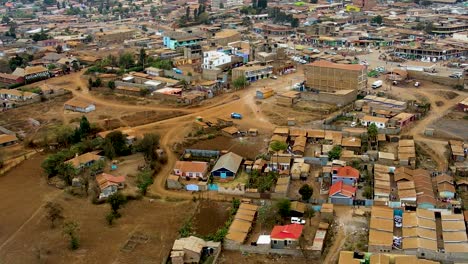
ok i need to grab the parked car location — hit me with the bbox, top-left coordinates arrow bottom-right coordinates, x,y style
350,121 -> 357,127
449,72 -> 463,79
230,112 -> 242,119
270,75 -> 278,79
291,217 -> 306,225
414,82 -> 421,87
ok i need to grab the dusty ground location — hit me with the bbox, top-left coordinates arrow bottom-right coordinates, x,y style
192,201 -> 230,236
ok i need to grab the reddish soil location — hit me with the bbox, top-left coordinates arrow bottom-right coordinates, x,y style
189,135 -> 269,160
121,110 -> 186,127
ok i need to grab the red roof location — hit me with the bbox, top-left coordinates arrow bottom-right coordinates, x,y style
329,181 -> 356,198
270,224 -> 303,240
332,166 -> 359,178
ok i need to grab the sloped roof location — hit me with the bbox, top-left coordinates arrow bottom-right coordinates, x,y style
329,181 -> 356,198
333,166 -> 359,178
174,161 -> 208,173
211,152 -> 243,174
270,224 -> 303,240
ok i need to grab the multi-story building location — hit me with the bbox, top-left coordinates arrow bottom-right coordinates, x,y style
211,0 -> 243,10
209,29 -> 241,47
202,51 -> 232,70
304,60 -> 367,92
163,31 -> 206,50
232,64 -> 273,82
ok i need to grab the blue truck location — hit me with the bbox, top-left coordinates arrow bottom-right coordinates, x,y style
230,112 -> 242,119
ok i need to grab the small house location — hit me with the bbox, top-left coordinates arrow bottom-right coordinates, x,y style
270,224 -> 303,249
449,140 -> 465,162
221,126 -> 239,137
0,134 -> 18,147
66,152 -> 104,170
290,201 -> 306,217
341,137 -> 361,153
256,87 -> 273,99
173,161 -> 209,180
436,174 -> 455,199
64,98 -> 96,113
291,162 -> 310,180
360,115 -> 388,129
248,128 -> 258,136
276,91 -> 300,106
320,203 -> 334,219
329,181 -> 356,205
96,173 -> 125,199
269,155 -> 292,172
331,166 -> 359,185
171,236 -> 220,264
392,112 -> 415,128
211,152 -> 243,180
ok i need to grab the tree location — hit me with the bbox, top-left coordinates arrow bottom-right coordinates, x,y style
197,12 -> 209,24
104,131 -> 129,157
138,48 -> 146,67
118,52 -> 134,69
185,6 -> 190,21
9,55 -> 24,71
424,22 -> 433,34
44,201 -> 64,228
233,76 -> 248,89
291,18 -> 299,28
43,0 -> 57,6
135,133 -> 160,163
136,170 -> 153,195
55,44 -> 63,53
107,192 -> 126,217
88,77 -> 93,88
62,221 -> 80,250
328,145 -> 342,161
420,0 -> 431,6
107,80 -> 116,90
367,123 -> 378,142
276,199 -> 291,218
79,116 -> 91,138
257,204 -> 279,229
103,140 -> 116,160
219,2 -> 224,9
304,207 -> 315,226
72,61 -> 80,71
371,15 -> 382,25
299,184 -> 313,201
57,162 -> 76,185
270,140 -> 288,171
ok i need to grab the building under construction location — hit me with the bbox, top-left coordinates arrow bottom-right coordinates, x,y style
304,60 -> 367,92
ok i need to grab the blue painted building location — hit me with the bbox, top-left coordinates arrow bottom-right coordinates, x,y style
163,35 -> 205,50
211,152 -> 243,180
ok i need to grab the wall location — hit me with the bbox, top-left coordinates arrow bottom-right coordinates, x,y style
406,70 -> 464,87
301,90 -> 358,106
217,185 -> 245,195
163,70 -> 201,82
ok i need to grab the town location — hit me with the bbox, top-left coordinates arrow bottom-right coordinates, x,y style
0,0 -> 467,263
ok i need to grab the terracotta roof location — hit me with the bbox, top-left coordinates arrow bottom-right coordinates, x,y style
66,152 -> 102,168
96,173 -> 125,190
174,161 -> 208,174
308,60 -> 365,71
438,182 -> 455,193
332,166 -> 359,178
329,181 -> 356,198
270,224 -> 303,240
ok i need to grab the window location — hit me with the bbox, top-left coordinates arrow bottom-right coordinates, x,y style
273,240 -> 277,244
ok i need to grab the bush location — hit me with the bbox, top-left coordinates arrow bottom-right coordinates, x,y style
453,84 -> 464,91
136,170 -> 154,195
106,212 -> 116,225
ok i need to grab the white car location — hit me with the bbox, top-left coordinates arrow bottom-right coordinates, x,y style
291,217 -> 306,225
350,121 -> 357,127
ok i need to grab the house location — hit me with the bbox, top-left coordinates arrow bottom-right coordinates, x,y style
274,177 -> 290,197
291,162 -> 310,180
12,66 -> 50,83
378,152 -> 395,166
392,112 -> 416,128
66,152 -> 104,170
269,155 -> 292,172
360,115 -> 389,128
64,98 -> 96,113
173,161 -> 209,180
0,88 -> 40,102
0,134 -> 18,147
171,236 -> 220,264
256,87 -> 274,99
320,203 -> 334,220
211,152 -> 243,180
329,181 -> 356,205
225,202 -> 258,247
436,174 -> 455,199
0,73 -> 24,86
96,173 -> 125,199
290,201 -> 306,217
341,137 -> 362,153
276,91 -> 300,106
221,126 -> 239,137
270,224 -> 303,249
456,97 -> 468,112
145,67 -> 163,77
449,140 -> 465,162
331,166 -> 359,185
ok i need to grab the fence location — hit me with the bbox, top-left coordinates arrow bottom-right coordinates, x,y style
183,149 -> 220,159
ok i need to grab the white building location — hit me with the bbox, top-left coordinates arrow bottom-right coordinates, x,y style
211,0 -> 243,10
360,115 -> 389,129
202,51 -> 231,70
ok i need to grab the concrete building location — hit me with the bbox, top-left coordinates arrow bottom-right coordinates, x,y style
202,51 -> 232,70
163,31 -> 206,50
231,64 -> 273,82
94,29 -> 135,43
211,0 -> 243,10
304,60 -> 367,92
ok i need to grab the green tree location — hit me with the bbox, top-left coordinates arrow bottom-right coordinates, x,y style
291,18 -> 299,28
103,140 -> 116,160
62,221 -> 80,250
135,133 -> 160,163
424,22 -> 433,34
118,52 -> 134,69
257,204 -> 279,229
270,140 -> 288,171
276,199 -> 291,218
299,184 -> 313,201
79,116 -> 91,137
55,44 -> 63,53
371,15 -> 382,25
9,55 -> 24,71
72,61 -> 80,71
328,145 -> 342,160
304,207 -> 315,226
104,131 -> 129,157
107,80 -> 116,90
107,192 -> 127,217
150,6 -> 157,17
44,201 -> 64,228
136,170 -> 153,195
57,162 -> 77,185
138,48 -> 146,66
367,123 -> 378,142
233,76 -> 248,89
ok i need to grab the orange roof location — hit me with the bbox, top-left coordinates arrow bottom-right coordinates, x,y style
332,166 -> 359,178
308,60 -> 365,71
96,173 -> 125,190
329,181 -> 356,198
174,161 -> 208,174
